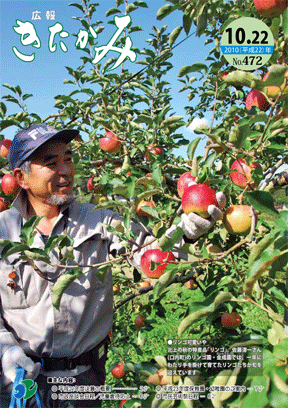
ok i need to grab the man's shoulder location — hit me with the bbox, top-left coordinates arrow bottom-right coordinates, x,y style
69,200 -> 117,228
0,207 -> 21,239
0,207 -> 20,223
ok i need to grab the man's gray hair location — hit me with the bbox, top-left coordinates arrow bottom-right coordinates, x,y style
19,160 -> 32,174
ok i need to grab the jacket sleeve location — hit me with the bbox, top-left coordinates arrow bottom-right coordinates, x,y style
0,212 -> 22,358
101,210 -> 188,271
0,313 -> 21,358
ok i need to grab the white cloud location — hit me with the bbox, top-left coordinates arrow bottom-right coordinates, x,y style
187,117 -> 209,132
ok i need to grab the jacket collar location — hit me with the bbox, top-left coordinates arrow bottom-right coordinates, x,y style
12,189 -> 74,223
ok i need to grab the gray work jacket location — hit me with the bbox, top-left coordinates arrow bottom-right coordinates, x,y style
0,190 -> 160,361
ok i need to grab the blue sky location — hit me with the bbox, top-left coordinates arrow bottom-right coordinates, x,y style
0,0 -> 212,157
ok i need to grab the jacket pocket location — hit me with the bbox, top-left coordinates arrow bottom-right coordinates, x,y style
0,256 -> 40,309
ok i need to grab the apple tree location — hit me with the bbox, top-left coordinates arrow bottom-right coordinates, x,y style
0,0 -> 288,407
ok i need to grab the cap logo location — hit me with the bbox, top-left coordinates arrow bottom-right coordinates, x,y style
28,125 -> 55,140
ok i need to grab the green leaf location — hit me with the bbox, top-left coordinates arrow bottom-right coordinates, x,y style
245,191 -> 279,216
245,248 -> 288,296
128,25 -> 143,33
169,26 -> 182,48
106,8 -> 121,17
152,166 -> 162,186
134,189 -> 161,206
275,211 -> 288,230
52,269 -> 83,310
196,9 -> 207,37
0,102 -> 7,116
224,70 -> 263,89
162,115 -> 184,126
156,4 -> 173,20
126,3 -> 137,13
95,263 -> 111,283
187,137 -> 201,161
22,248 -> 50,264
19,216 -> 43,246
69,2 -> 85,12
178,63 -> 208,77
158,227 -> 184,253
44,235 -> 67,253
183,13 -> 192,35
139,205 -> 159,219
0,239 -> 11,248
248,233 -> 276,267
283,8 -> 288,41
1,242 -> 30,260
153,267 -> 177,300
134,1 -> 148,7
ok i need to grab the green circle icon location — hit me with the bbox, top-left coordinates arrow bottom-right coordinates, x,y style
221,17 -> 274,71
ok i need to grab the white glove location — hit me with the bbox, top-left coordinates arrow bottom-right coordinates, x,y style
167,192 -> 226,241
1,346 -> 41,385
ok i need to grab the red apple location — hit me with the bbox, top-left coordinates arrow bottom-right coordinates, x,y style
135,200 -> 156,218
144,145 -> 163,161
185,279 -> 198,290
221,312 -> 241,328
223,205 -> 256,236
230,158 -> 261,189
87,177 -> 94,191
1,174 -> 20,195
254,0 -> 288,18
135,315 -> 146,328
140,249 -> 175,278
177,172 -> 209,198
111,363 -> 126,379
0,139 -> 12,159
0,197 -> 9,212
181,183 -> 217,219
99,132 -> 121,154
220,72 -> 228,80
138,280 -> 151,288
245,90 -> 270,113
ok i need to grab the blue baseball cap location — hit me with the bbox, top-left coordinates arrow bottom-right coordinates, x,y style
7,123 -> 79,170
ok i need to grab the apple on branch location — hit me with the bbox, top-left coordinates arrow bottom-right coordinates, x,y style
111,362 -> 126,379
1,174 -> 20,196
99,132 -> 121,154
135,200 -> 156,218
177,172 -> 209,198
0,139 -> 12,159
181,183 -> 218,219
0,197 -> 9,212
245,89 -> 270,113
144,145 -> 163,161
140,249 -> 175,278
135,315 -> 146,328
223,205 -> 256,236
138,280 -> 151,288
221,312 -> 242,328
230,158 -> 261,189
263,69 -> 288,101
254,0 -> 288,18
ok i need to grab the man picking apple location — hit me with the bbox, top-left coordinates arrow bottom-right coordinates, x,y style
0,124 -> 225,408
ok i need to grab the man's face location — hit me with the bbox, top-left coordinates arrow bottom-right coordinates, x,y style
21,140 -> 75,206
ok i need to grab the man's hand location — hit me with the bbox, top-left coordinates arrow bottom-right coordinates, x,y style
1,346 -> 41,385
167,192 -> 226,242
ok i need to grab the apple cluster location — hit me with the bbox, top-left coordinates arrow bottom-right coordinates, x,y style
0,139 -> 20,212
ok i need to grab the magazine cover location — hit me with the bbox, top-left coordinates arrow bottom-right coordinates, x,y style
0,1 -> 288,407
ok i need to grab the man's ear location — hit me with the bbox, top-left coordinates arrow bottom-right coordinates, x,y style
14,168 -> 29,190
